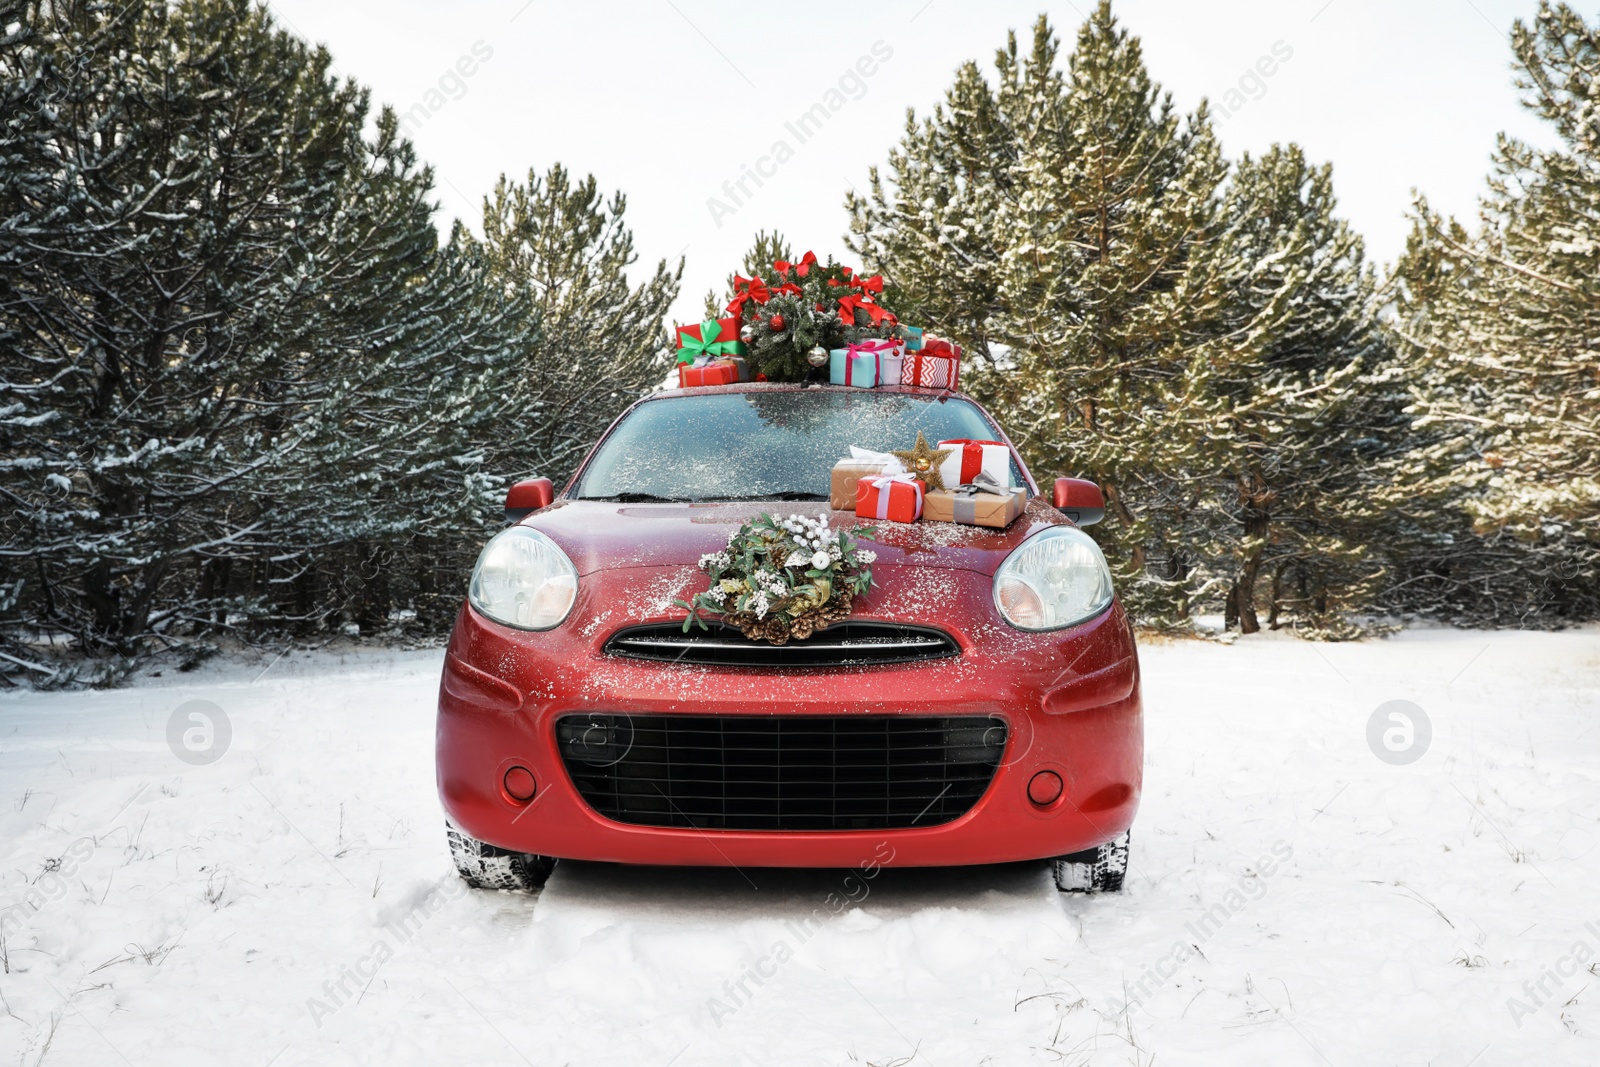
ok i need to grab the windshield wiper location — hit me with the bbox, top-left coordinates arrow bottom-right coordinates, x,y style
697,491 -> 829,502
581,492 -> 691,503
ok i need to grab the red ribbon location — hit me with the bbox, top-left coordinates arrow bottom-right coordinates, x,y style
838,293 -> 896,327
836,293 -> 862,325
905,342 -> 960,389
726,275 -> 771,317
773,251 -> 818,279
938,439 -> 1005,484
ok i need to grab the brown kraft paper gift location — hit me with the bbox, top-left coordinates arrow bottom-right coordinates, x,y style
830,460 -> 891,511
923,486 -> 1027,528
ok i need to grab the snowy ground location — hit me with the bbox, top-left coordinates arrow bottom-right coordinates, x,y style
1,629 -> 1598,1066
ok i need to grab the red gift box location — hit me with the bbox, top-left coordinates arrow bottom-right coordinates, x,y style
675,317 -> 742,362
904,338 -> 960,390
678,360 -> 740,387
856,473 -> 926,523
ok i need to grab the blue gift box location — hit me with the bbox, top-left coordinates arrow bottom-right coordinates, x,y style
902,326 -> 925,351
829,348 -> 879,388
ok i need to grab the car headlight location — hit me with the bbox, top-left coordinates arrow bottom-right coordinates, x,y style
468,526 -> 578,631
993,526 -> 1115,631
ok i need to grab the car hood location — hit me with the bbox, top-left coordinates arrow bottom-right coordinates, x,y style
521,499 -> 1070,577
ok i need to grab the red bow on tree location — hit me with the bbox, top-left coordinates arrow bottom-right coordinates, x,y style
837,292 -> 896,328
772,281 -> 802,297
726,275 -> 771,317
852,273 -> 884,295
774,251 -> 817,279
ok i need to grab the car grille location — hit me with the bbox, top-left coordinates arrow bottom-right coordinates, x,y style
603,621 -> 959,668
556,713 -> 1006,831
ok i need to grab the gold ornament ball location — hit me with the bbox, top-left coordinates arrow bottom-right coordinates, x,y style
807,345 -> 828,367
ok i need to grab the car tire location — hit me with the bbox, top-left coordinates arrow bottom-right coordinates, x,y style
1051,830 -> 1130,894
446,818 -> 556,892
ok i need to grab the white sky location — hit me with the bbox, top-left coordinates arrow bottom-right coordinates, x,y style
265,0 -> 1550,326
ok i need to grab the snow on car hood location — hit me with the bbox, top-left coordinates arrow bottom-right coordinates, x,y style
521,498 -> 1069,577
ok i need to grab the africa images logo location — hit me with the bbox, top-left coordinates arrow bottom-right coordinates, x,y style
166,699 -> 233,766
1366,699 -> 1431,766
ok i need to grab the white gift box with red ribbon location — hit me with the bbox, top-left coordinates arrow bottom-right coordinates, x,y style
936,439 -> 1011,490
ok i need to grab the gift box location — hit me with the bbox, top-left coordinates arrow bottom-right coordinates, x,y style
678,357 -> 745,387
902,326 -> 924,351
936,439 -> 1011,490
830,447 -> 906,510
830,339 -> 900,389
878,349 -> 904,386
830,460 -> 889,510
857,473 -> 926,524
903,338 -> 960,390
829,347 -> 877,388
923,485 -> 1027,529
676,317 -> 747,363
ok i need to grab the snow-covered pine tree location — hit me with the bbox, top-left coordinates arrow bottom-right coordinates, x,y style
848,3 -> 1398,633
276,197 -> 542,638
849,6 -> 1232,623
1184,146 -> 1393,635
0,0 -> 534,673
1387,0 -> 1600,624
465,165 -> 682,479
1374,220 -> 1543,625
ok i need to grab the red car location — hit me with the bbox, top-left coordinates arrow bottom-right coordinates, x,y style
437,383 -> 1141,894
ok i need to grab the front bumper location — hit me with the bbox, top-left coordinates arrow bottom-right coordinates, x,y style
437,564 -> 1142,868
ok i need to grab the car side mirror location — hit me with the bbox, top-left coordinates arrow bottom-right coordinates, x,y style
505,477 -> 554,522
1053,477 -> 1105,526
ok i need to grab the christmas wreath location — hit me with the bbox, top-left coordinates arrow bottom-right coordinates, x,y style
725,250 -> 907,382
675,512 -> 877,644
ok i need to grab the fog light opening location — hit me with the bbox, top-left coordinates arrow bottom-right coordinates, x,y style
1027,770 -> 1064,808
503,765 -> 537,803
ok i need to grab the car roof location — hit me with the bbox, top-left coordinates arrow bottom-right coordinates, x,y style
656,381 -> 971,400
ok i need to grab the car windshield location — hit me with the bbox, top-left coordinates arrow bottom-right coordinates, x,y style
574,389 -> 1025,502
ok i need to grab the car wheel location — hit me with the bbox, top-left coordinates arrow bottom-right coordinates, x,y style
1051,830 -> 1130,894
446,818 -> 556,892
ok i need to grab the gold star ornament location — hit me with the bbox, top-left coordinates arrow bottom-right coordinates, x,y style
892,432 -> 955,493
